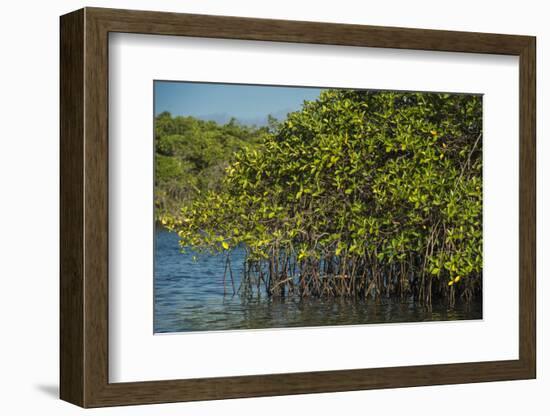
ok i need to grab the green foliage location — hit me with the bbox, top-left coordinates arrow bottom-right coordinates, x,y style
154,112 -> 266,216
163,90 -> 483,304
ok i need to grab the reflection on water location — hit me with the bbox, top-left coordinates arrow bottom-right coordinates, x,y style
154,229 -> 482,333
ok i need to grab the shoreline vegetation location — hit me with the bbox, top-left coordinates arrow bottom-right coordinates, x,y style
155,112 -> 268,216
157,89 -> 482,308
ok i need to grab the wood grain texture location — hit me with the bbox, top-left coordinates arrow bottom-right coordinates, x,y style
59,7 -> 537,408
59,8 -> 84,407
88,7 -> 532,54
518,38 -> 536,376
83,10 -> 110,406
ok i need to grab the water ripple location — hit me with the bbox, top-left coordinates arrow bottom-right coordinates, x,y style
154,229 -> 482,333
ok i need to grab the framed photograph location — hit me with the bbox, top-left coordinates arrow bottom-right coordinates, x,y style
60,7 -> 536,408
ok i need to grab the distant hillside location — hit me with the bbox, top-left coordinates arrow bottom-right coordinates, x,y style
155,112 -> 267,217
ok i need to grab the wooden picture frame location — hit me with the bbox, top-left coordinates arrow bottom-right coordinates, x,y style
60,7 -> 536,408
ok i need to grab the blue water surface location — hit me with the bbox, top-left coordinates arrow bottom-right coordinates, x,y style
154,228 -> 482,333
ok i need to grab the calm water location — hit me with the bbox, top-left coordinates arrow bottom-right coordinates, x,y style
154,229 -> 482,333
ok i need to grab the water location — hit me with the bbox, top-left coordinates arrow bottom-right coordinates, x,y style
154,228 -> 482,333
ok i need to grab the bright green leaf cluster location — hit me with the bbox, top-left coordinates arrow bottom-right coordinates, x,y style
164,90 -> 482,304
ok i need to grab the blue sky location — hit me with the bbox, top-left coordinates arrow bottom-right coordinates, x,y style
154,81 -> 323,126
